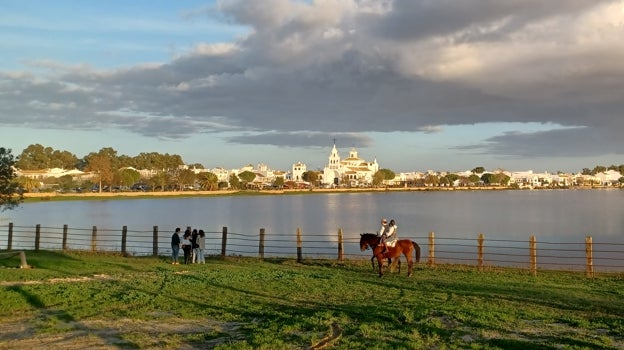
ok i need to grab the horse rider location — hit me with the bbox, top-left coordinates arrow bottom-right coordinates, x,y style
378,218 -> 388,252
380,219 -> 398,254
378,218 -> 388,236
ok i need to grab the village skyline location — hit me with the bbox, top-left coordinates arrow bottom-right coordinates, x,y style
11,143 -> 624,191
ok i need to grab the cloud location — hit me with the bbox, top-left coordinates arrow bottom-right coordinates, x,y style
459,125 -> 624,158
1,0 -> 624,160
227,131 -> 373,148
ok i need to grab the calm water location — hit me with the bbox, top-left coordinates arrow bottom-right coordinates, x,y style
1,190 -> 623,267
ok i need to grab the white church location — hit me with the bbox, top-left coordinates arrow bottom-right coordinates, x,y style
320,143 -> 379,187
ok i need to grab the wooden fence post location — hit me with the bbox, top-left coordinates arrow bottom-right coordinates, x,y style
427,231 -> 435,267
477,233 -> 484,272
91,226 -> 97,252
585,236 -> 594,278
221,226 -> 228,258
296,227 -> 302,263
337,228 -> 344,263
152,226 -> 158,257
529,235 -> 537,276
19,251 -> 29,269
259,228 -> 265,260
7,222 -> 13,251
62,224 -> 68,250
121,226 -> 128,255
35,224 -> 41,251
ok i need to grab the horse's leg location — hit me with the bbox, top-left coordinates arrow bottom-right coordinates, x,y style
377,255 -> 384,277
371,255 -> 376,271
406,252 -> 413,277
389,257 -> 400,273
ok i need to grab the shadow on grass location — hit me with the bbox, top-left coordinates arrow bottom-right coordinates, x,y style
5,284 -> 140,348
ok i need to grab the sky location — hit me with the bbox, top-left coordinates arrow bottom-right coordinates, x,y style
1,0 -> 623,173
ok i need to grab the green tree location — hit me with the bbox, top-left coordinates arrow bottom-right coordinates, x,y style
229,173 -> 241,190
16,144 -> 79,170
118,168 -> 141,187
0,147 -> 23,211
238,171 -> 256,188
424,174 -> 439,186
175,169 -> 196,190
57,175 -> 75,192
472,166 -> 486,174
373,169 -> 396,187
198,172 -> 219,190
468,174 -> 481,185
490,173 -> 510,186
372,172 -> 384,187
302,171 -> 318,186
592,166 -> 607,175
273,176 -> 284,189
148,172 -> 170,191
50,149 -> 78,169
444,173 -> 459,184
16,144 -> 50,170
188,163 -> 204,170
480,173 -> 494,184
17,176 -> 41,192
85,154 -> 113,192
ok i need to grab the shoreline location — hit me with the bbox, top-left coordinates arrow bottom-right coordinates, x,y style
21,185 -> 618,201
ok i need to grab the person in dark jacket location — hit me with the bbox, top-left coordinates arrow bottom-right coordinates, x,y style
191,229 -> 199,263
171,227 -> 181,265
181,229 -> 193,264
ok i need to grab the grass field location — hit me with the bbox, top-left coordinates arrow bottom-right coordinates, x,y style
1,251 -> 623,349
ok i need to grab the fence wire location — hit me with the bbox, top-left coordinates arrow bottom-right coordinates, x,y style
1,224 -> 623,273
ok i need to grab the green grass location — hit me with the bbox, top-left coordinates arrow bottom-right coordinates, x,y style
1,251 -> 623,349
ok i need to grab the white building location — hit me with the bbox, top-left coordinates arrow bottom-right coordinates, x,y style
321,144 -> 379,186
595,170 -> 622,186
291,162 -> 307,182
16,167 -> 90,180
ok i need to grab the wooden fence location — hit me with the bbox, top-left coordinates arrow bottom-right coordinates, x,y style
1,223 -> 623,277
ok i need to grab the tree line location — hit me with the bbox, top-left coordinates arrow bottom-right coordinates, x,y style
9,144 -> 398,193
2,144 -> 624,212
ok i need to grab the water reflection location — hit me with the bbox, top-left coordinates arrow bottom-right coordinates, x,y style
1,190 -> 622,268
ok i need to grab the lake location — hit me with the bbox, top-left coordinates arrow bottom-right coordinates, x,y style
1,189 -> 623,269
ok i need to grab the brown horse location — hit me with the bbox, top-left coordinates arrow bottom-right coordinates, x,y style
359,233 -> 421,277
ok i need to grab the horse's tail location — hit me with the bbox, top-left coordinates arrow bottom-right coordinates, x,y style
412,241 -> 421,262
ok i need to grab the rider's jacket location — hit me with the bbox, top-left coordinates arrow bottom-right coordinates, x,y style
384,225 -> 398,243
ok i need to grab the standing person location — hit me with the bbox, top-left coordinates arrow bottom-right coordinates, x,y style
171,227 -> 181,265
181,230 -> 192,264
191,229 -> 199,263
196,230 -> 206,264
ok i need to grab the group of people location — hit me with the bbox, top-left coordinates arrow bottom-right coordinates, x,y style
170,227 -> 206,265
378,218 -> 398,253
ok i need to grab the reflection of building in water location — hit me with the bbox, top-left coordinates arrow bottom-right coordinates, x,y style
321,142 -> 379,187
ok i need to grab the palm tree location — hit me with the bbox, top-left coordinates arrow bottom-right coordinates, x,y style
198,172 -> 219,191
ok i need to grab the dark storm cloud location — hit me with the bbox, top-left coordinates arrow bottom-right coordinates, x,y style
457,125 -> 624,158
369,0 -> 597,42
227,132 -> 373,148
1,0 -> 623,160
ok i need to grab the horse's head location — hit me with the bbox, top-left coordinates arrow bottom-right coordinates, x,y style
359,233 -> 378,251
